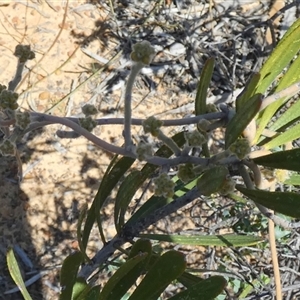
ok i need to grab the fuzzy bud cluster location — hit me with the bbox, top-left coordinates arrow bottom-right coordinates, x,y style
205,103 -> 218,113
153,173 -> 175,198
0,90 -> 19,110
143,116 -> 163,137
136,142 -> 153,161
184,130 -> 207,147
14,45 -> 35,63
130,41 -> 155,66
15,111 -> 31,130
0,139 -> 15,156
81,104 -> 98,116
229,138 -> 251,159
79,116 -> 97,132
197,119 -> 211,133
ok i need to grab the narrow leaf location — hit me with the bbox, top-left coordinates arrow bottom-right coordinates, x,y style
6,248 -> 32,300
128,250 -> 186,300
85,286 -> 100,300
236,185 -> 300,218
168,276 -> 226,300
139,233 -> 261,247
254,19 -> 300,144
98,253 -> 148,300
256,18 -> 300,94
284,173 -> 300,186
225,93 -> 262,148
77,203 -> 90,262
72,277 -> 89,300
82,155 -> 135,249
178,272 -> 203,288
114,170 -> 142,233
236,73 -> 261,112
263,123 -> 300,150
268,54 -> 300,132
269,96 -> 300,131
59,252 -> 84,300
253,148 -> 300,171
195,57 -> 215,115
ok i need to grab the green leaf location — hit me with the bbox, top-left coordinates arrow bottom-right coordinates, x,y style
225,93 -> 262,148
138,233 -> 262,247
6,248 -> 33,300
178,272 -> 203,288
168,276 -> 226,300
98,240 -> 152,300
82,155 -> 135,249
268,52 -> 300,132
284,173 -> 300,186
253,149 -> 300,171
256,18 -> 300,95
236,185 -> 300,218
72,277 -> 89,300
269,96 -> 300,132
76,203 -> 90,262
263,122 -> 300,150
195,57 -> 215,157
126,195 -> 172,227
59,252 -> 84,300
98,253 -> 149,300
85,286 -> 100,300
236,73 -> 261,112
114,170 -> 142,233
195,57 -> 215,115
128,250 -> 186,300
254,18 -> 300,144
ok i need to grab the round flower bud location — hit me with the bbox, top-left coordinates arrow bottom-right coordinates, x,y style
136,142 -> 153,161
184,130 -> 207,147
153,173 -> 175,198
79,116 -> 97,132
229,138 -> 251,159
15,110 -> 31,130
197,119 -> 211,133
14,45 -> 35,63
0,139 -> 16,156
0,90 -> 19,110
81,104 -> 98,116
142,116 -> 163,137
130,41 -> 155,65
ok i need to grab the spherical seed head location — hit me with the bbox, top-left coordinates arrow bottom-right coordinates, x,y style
14,45 -> 35,63
130,41 -> 155,65
153,173 -> 175,198
0,90 -> 19,110
136,142 -> 153,161
229,138 -> 251,159
143,116 -> 163,137
197,119 -> 211,133
15,111 -> 31,130
81,104 -> 98,116
0,139 -> 15,156
79,116 -> 97,132
184,130 -> 207,147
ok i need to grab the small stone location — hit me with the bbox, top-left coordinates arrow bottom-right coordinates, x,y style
39,91 -> 50,100
169,42 -> 186,56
